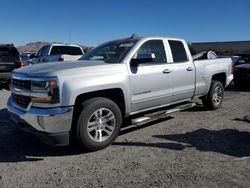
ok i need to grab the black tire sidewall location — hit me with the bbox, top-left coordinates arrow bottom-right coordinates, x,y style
77,97 -> 122,151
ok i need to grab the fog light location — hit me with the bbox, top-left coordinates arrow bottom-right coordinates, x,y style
31,97 -> 52,103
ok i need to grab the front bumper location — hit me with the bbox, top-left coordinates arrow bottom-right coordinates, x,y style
7,97 -> 74,146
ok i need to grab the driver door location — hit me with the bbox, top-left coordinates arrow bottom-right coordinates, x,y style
129,39 -> 174,112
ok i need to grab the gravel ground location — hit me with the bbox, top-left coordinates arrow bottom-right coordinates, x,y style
0,88 -> 249,188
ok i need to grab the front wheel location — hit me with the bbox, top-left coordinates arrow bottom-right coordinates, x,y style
76,97 -> 122,151
202,80 -> 224,110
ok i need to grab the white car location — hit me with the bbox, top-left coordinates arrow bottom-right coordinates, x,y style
31,43 -> 84,64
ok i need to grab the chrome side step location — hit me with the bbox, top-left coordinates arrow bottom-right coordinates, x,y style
132,102 -> 196,125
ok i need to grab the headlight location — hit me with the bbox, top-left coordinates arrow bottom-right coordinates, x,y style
31,79 -> 59,104
31,81 -> 49,91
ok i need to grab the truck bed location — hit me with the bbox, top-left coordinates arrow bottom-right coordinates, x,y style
194,58 -> 233,96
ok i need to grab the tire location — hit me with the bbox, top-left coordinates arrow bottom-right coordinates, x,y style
76,97 -> 122,151
202,80 -> 224,110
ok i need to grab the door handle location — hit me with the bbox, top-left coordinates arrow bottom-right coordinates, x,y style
162,69 -> 172,74
186,67 -> 194,71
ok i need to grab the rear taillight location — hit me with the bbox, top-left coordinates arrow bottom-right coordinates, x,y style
20,60 -> 25,68
232,64 -> 235,74
58,57 -> 64,61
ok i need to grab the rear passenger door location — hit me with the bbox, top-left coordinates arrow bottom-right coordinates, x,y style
168,40 -> 195,102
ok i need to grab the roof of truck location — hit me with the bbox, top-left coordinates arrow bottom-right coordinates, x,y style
49,43 -> 82,47
141,36 -> 184,41
109,35 -> 185,43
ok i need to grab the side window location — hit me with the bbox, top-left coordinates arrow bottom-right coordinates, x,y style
137,40 -> 167,64
43,46 -> 50,56
169,40 -> 188,63
37,47 -> 45,57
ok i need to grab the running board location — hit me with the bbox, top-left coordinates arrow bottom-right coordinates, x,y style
132,102 -> 196,125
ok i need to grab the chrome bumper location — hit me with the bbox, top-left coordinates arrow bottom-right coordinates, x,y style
7,97 -> 74,134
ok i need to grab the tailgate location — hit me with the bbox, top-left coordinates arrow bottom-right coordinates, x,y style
62,55 -> 82,61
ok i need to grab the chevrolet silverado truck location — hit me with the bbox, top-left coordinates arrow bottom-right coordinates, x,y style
31,43 -> 84,64
7,36 -> 233,151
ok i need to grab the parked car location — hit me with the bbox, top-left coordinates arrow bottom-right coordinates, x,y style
7,36 -> 233,151
233,55 -> 250,89
20,52 -> 31,66
0,44 -> 23,84
31,43 -> 84,64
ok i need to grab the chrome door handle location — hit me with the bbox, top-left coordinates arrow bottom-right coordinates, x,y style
186,67 -> 194,71
163,69 -> 172,74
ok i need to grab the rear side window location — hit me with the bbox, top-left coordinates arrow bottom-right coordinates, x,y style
137,40 -> 167,64
169,40 -> 188,63
37,46 -> 46,57
42,46 -> 50,56
0,46 -> 19,61
50,46 -> 83,55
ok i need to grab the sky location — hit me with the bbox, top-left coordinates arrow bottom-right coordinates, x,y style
0,0 -> 249,47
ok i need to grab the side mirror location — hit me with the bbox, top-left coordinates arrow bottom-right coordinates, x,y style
131,53 -> 155,66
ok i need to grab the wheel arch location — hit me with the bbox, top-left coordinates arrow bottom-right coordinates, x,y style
73,88 -> 126,118
70,88 -> 125,147
211,72 -> 226,87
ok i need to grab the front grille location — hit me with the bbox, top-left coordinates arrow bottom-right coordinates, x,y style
12,94 -> 31,109
12,79 -> 31,90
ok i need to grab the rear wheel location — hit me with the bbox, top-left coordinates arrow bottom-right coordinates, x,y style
202,80 -> 224,110
76,97 -> 122,151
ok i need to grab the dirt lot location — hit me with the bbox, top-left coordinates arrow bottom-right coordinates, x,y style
0,88 -> 249,188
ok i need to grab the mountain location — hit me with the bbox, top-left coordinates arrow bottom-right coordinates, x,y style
17,42 -> 50,53
17,42 -> 92,54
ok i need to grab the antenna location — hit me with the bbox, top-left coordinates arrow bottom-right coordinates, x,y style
130,33 -> 137,39
68,28 -> 71,44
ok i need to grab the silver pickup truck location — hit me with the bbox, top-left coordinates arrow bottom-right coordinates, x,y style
7,36 -> 233,151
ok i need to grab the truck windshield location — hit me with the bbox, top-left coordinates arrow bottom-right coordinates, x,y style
80,39 -> 138,63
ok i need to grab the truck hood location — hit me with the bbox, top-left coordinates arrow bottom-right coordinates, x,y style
13,60 -> 125,77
